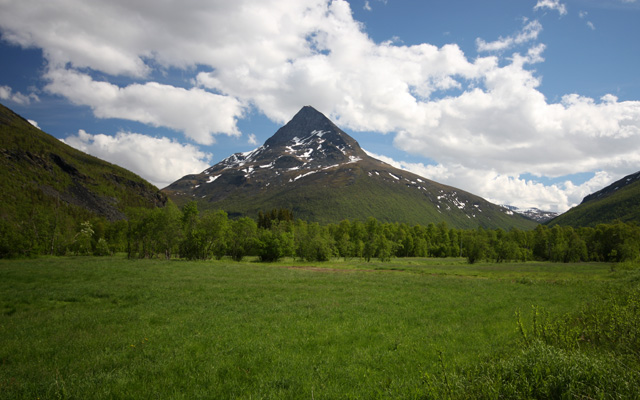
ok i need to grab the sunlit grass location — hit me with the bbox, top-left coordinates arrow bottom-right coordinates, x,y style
0,256 -> 615,398
275,256 -> 613,282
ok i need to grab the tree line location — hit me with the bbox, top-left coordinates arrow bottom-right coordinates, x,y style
2,202 -> 639,263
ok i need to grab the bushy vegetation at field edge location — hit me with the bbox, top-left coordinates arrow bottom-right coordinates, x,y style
3,202 -> 639,266
424,273 -> 640,399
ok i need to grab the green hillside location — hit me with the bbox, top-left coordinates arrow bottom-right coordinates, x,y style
547,172 -> 640,227
194,159 -> 537,230
0,103 -> 166,256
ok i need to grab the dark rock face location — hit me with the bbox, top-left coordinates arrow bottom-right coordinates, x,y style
50,153 -> 83,178
264,106 -> 344,147
104,173 -> 168,208
40,182 -> 126,221
274,155 -> 304,169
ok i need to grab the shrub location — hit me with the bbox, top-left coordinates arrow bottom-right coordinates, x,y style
424,341 -> 639,399
425,276 -> 640,399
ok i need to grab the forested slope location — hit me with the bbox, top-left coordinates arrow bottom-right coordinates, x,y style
0,103 -> 166,256
548,171 -> 640,227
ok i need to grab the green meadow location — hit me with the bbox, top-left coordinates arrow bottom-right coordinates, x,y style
1,257 -> 638,399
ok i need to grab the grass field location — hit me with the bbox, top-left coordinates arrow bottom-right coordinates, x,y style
0,256 -> 632,398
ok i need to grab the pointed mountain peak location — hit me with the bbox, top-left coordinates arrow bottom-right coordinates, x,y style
200,105 -> 367,174
163,105 -> 537,230
297,105 -> 325,117
292,105 -> 331,123
265,106 -> 343,147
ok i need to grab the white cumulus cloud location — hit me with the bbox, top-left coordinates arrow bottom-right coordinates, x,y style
476,20 -> 543,52
534,0 -> 568,16
44,69 -> 243,145
1,0 -> 639,211
366,150 -> 614,213
0,85 -> 39,105
62,130 -> 212,188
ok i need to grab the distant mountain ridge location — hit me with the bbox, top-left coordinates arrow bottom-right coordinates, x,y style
582,171 -> 640,205
502,205 -> 558,223
164,106 -> 536,229
547,170 -> 640,227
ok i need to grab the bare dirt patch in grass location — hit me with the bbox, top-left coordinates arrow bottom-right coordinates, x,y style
283,265 -> 358,273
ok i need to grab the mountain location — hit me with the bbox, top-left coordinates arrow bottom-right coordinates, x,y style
164,106 -> 536,229
547,171 -> 640,227
502,205 -> 558,223
0,102 -> 166,225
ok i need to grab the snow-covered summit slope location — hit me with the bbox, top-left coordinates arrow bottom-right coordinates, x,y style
502,205 -> 558,223
163,106 -> 537,229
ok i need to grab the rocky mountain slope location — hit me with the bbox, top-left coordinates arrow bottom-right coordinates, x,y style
547,171 -> 640,227
0,102 -> 166,224
165,106 -> 536,229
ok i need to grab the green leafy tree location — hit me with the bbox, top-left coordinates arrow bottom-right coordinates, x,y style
154,202 -> 183,259
430,221 -> 451,257
493,229 -> 518,262
448,228 -> 461,258
203,210 -> 230,260
566,229 -> 588,262
396,224 -> 414,257
532,225 -> 551,260
0,218 -> 28,258
375,233 -> 393,262
333,220 -> 353,260
412,225 -> 429,257
464,228 -> 488,264
228,217 -> 258,261
362,217 -> 379,262
181,201 -> 199,233
256,224 -> 294,262
258,208 -> 294,229
104,219 -> 128,254
349,220 -> 366,259
295,221 -> 334,261
93,238 -> 110,256
126,207 -> 162,259
72,221 -> 94,255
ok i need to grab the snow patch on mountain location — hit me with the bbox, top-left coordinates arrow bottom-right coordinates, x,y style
292,170 -> 318,181
502,205 -> 558,223
221,145 -> 266,169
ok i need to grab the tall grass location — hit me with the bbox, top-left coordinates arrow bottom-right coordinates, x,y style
425,267 -> 640,399
0,257 -> 622,398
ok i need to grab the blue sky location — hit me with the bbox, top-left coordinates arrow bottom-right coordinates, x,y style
1,0 -> 639,212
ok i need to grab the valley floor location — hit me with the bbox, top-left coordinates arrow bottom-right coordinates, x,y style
1,257 -> 638,398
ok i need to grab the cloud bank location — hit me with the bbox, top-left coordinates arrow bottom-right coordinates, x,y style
43,69 -> 244,145
0,85 -> 38,105
1,0 -> 639,212
62,130 -> 212,189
